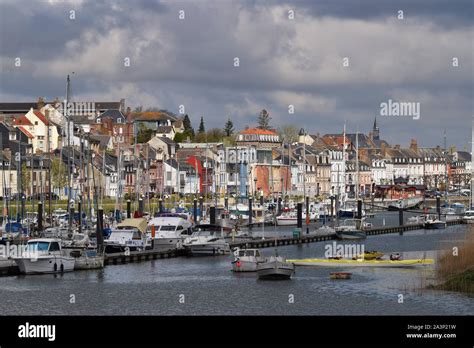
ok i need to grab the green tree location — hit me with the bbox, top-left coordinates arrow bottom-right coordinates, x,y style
136,123 -> 154,143
51,157 -> 68,190
207,128 -> 225,142
278,125 -> 299,143
174,130 -> 194,143
198,116 -> 205,133
257,109 -> 272,130
183,114 -> 194,137
21,163 -> 31,195
223,118 -> 234,136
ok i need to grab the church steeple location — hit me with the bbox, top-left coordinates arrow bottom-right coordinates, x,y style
372,116 -> 380,141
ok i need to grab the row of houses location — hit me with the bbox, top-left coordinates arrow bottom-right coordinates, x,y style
0,100 -> 471,201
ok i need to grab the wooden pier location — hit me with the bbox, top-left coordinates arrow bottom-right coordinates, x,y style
103,248 -> 183,266
0,219 -> 464,276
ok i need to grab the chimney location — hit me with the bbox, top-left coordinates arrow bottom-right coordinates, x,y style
410,139 -> 418,153
37,97 -> 45,110
381,142 -> 387,157
359,148 -> 368,162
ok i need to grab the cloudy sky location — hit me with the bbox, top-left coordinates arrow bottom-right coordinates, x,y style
0,0 -> 472,149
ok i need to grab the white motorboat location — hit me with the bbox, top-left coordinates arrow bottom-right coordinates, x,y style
231,248 -> 265,272
462,210 -> 474,224
423,215 -> 447,229
183,224 -> 231,256
276,211 -> 297,226
256,255 -> 295,280
148,213 -> 193,250
13,238 -> 75,274
105,218 -> 150,253
335,219 -> 367,240
276,209 -> 318,226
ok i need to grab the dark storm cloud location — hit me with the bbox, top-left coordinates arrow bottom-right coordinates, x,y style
0,0 -> 472,148
278,0 -> 474,28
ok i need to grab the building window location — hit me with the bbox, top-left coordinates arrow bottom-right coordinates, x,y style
97,118 -> 101,123
117,118 -> 122,124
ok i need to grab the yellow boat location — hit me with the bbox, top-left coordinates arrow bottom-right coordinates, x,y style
287,258 -> 434,268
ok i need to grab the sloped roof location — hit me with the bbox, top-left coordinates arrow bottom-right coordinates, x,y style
456,151 -> 471,161
18,126 -> 34,139
32,110 -> 49,125
13,115 -> 33,126
156,125 -> 174,134
97,109 -> 126,122
240,128 -> 277,135
129,111 -> 178,122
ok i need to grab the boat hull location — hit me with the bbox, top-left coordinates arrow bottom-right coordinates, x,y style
287,258 -> 434,268
232,259 -> 258,272
74,256 -> 104,270
257,261 -> 295,280
185,243 -> 230,256
153,237 -> 184,250
14,257 -> 75,274
335,230 -> 366,240
424,222 -> 447,229
276,218 -> 297,226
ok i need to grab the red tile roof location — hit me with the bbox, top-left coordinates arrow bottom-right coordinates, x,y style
240,128 -> 277,135
13,115 -> 33,126
18,126 -> 34,139
33,110 -> 49,125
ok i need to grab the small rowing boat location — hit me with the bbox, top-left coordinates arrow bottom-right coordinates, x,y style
286,258 -> 434,268
330,272 -> 352,279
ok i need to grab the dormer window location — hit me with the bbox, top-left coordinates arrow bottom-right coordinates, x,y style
117,118 -> 122,124
96,118 -> 101,124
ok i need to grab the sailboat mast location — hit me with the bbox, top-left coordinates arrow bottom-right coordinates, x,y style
471,118 -> 474,210
444,130 -> 448,205
65,74 -> 73,232
303,132 -> 306,202
46,108 -> 52,224
355,127 -> 359,201
342,124 -> 346,207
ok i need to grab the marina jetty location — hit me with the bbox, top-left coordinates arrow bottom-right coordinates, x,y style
0,219 -> 464,275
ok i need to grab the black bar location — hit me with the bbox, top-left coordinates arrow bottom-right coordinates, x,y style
305,196 -> 309,221
277,196 -> 282,215
210,205 -> 216,225
399,207 -> 404,227
37,201 -> 43,232
248,197 -> 253,225
357,199 -> 362,219
199,196 -> 203,219
69,201 -> 74,231
96,208 -> 104,253
158,198 -> 163,213
297,202 -> 302,228
330,196 -> 334,217
436,195 -> 441,219
0,316 -> 471,346
77,200 -> 82,234
126,200 -> 131,218
260,195 -> 264,206
224,196 -> 228,210
193,197 -> 198,224
138,198 -> 144,214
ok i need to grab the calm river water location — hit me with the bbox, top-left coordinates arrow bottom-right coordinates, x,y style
0,214 -> 472,315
